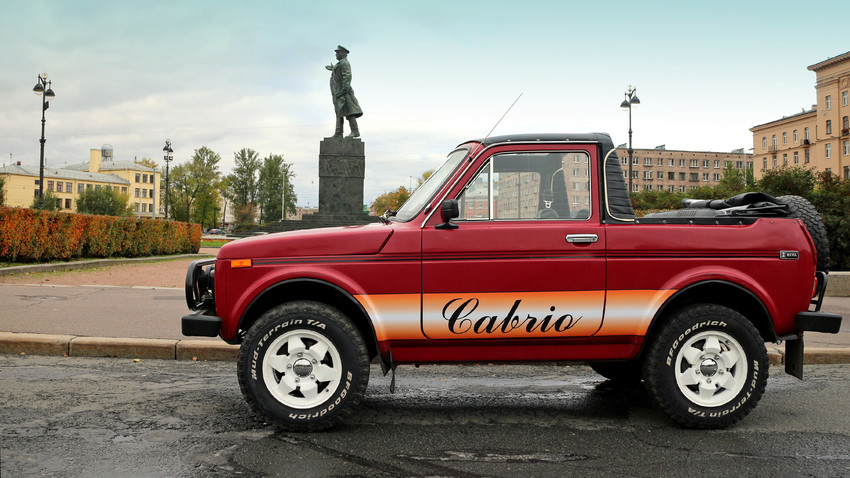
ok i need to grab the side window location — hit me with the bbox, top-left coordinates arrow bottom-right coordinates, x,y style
457,151 -> 591,221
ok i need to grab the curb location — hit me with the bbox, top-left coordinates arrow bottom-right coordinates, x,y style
0,253 -> 215,277
2,332 -> 849,365
0,332 -> 238,361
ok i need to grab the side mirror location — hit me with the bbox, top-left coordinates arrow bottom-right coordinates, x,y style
436,199 -> 459,230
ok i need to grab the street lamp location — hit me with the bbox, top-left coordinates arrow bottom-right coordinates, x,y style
162,139 -> 174,219
620,85 -> 640,193
33,73 -> 55,210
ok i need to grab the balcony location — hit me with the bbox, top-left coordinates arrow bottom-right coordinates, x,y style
802,139 -> 811,147
842,128 -> 849,136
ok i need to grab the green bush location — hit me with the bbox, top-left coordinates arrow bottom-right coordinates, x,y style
0,207 -> 201,263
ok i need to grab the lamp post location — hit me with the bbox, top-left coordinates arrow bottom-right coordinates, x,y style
162,139 -> 174,219
33,73 -> 55,210
620,85 -> 640,193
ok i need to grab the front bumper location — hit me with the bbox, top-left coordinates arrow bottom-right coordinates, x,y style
182,311 -> 222,337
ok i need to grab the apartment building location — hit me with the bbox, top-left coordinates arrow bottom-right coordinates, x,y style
615,146 -> 753,193
751,51 -> 850,180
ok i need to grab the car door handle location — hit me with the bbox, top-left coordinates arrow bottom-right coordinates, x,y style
566,234 -> 598,244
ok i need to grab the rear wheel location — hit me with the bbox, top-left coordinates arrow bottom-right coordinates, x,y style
643,304 -> 768,429
778,194 -> 830,271
236,301 -> 370,432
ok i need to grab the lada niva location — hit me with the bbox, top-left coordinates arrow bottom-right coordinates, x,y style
183,133 -> 841,430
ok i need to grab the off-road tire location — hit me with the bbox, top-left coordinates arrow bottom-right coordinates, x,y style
642,304 -> 768,429
589,360 -> 643,384
236,301 -> 370,432
778,195 -> 830,272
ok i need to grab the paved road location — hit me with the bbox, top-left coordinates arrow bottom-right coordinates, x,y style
1,355 -> 849,477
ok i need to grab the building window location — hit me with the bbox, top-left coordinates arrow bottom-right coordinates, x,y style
826,143 -> 832,158
668,172 -> 675,180
702,173 -> 709,181
844,116 -> 849,131
632,157 -> 639,165
793,130 -> 798,142
679,159 -> 686,167
135,188 -> 140,198
782,132 -> 787,145
621,157 -> 627,165
65,199 -> 71,209
794,151 -> 799,164
844,140 -> 850,156
826,95 -> 832,110
149,189 -> 154,198
135,173 -> 141,182
47,181 -> 54,191
844,91 -> 849,107
78,184 -> 83,193
763,158 -> 768,169
679,172 -> 686,180
772,156 -> 777,168
762,137 -> 767,149
142,189 -> 147,198
657,158 -> 664,166
668,159 -> 674,167
737,161 -> 744,169
134,203 -> 139,212
86,184 -> 92,190
713,173 -> 721,181
644,157 -> 652,166
805,127 -> 810,140
690,173 -> 699,182
826,120 -> 832,135
702,160 -> 710,168
690,159 -> 699,168
66,183 -> 72,193
713,160 -> 720,169
656,171 -> 663,179
783,153 -> 787,166
772,135 -> 777,149
805,149 -> 810,163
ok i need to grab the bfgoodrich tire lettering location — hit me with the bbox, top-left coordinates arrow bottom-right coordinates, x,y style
236,301 -> 370,432
643,304 -> 768,429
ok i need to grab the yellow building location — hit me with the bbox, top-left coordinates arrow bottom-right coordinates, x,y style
616,146 -> 753,193
0,144 -> 161,217
751,51 -> 850,180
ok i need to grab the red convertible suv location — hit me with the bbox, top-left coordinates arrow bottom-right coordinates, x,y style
183,133 -> 841,430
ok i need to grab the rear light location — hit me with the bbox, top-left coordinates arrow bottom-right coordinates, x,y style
231,259 -> 253,269
812,275 -> 819,299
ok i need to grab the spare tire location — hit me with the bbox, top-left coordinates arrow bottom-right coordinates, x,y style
778,195 -> 830,272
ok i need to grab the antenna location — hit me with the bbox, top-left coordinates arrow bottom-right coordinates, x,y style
480,93 -> 523,144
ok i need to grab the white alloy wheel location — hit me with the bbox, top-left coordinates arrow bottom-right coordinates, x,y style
674,330 -> 747,407
262,329 -> 343,409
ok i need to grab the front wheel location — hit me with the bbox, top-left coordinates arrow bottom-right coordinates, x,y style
236,301 -> 370,432
642,304 -> 768,429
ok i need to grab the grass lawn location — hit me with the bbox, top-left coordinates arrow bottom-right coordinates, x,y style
201,239 -> 233,248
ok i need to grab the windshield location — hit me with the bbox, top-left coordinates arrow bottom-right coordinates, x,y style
393,148 -> 469,222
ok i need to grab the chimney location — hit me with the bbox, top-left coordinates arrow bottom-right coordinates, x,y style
17,161 -> 21,166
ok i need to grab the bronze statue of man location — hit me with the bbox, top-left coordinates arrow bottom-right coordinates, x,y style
325,45 -> 363,138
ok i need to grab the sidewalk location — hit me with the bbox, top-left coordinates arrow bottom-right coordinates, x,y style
0,252 -> 847,365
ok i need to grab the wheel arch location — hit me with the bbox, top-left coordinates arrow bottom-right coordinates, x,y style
236,278 -> 383,365
639,280 -> 777,357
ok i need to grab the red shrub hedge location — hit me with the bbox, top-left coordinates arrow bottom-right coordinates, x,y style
0,207 -> 201,263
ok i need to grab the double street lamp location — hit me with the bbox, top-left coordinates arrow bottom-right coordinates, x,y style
33,73 -> 56,210
620,85 -> 640,193
162,139 -> 174,219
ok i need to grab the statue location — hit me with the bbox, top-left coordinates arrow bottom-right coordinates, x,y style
325,45 -> 363,139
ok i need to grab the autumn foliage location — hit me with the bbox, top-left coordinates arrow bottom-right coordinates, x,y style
0,207 -> 201,263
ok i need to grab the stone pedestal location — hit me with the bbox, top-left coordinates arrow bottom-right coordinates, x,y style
317,138 -> 367,216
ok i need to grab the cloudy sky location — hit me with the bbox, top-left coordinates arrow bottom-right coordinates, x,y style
1,0 -> 846,207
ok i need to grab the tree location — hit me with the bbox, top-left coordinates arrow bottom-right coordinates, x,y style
258,153 -> 297,223
134,157 -> 158,170
228,148 -> 261,206
167,146 -> 221,222
757,166 -> 817,198
76,187 -> 132,216
371,186 -> 410,215
29,190 -> 60,211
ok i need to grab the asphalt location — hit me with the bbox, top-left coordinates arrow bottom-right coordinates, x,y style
0,254 -> 848,367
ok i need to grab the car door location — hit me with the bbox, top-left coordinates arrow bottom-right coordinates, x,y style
421,146 -> 606,347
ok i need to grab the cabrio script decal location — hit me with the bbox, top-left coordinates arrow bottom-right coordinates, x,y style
442,298 -> 581,335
